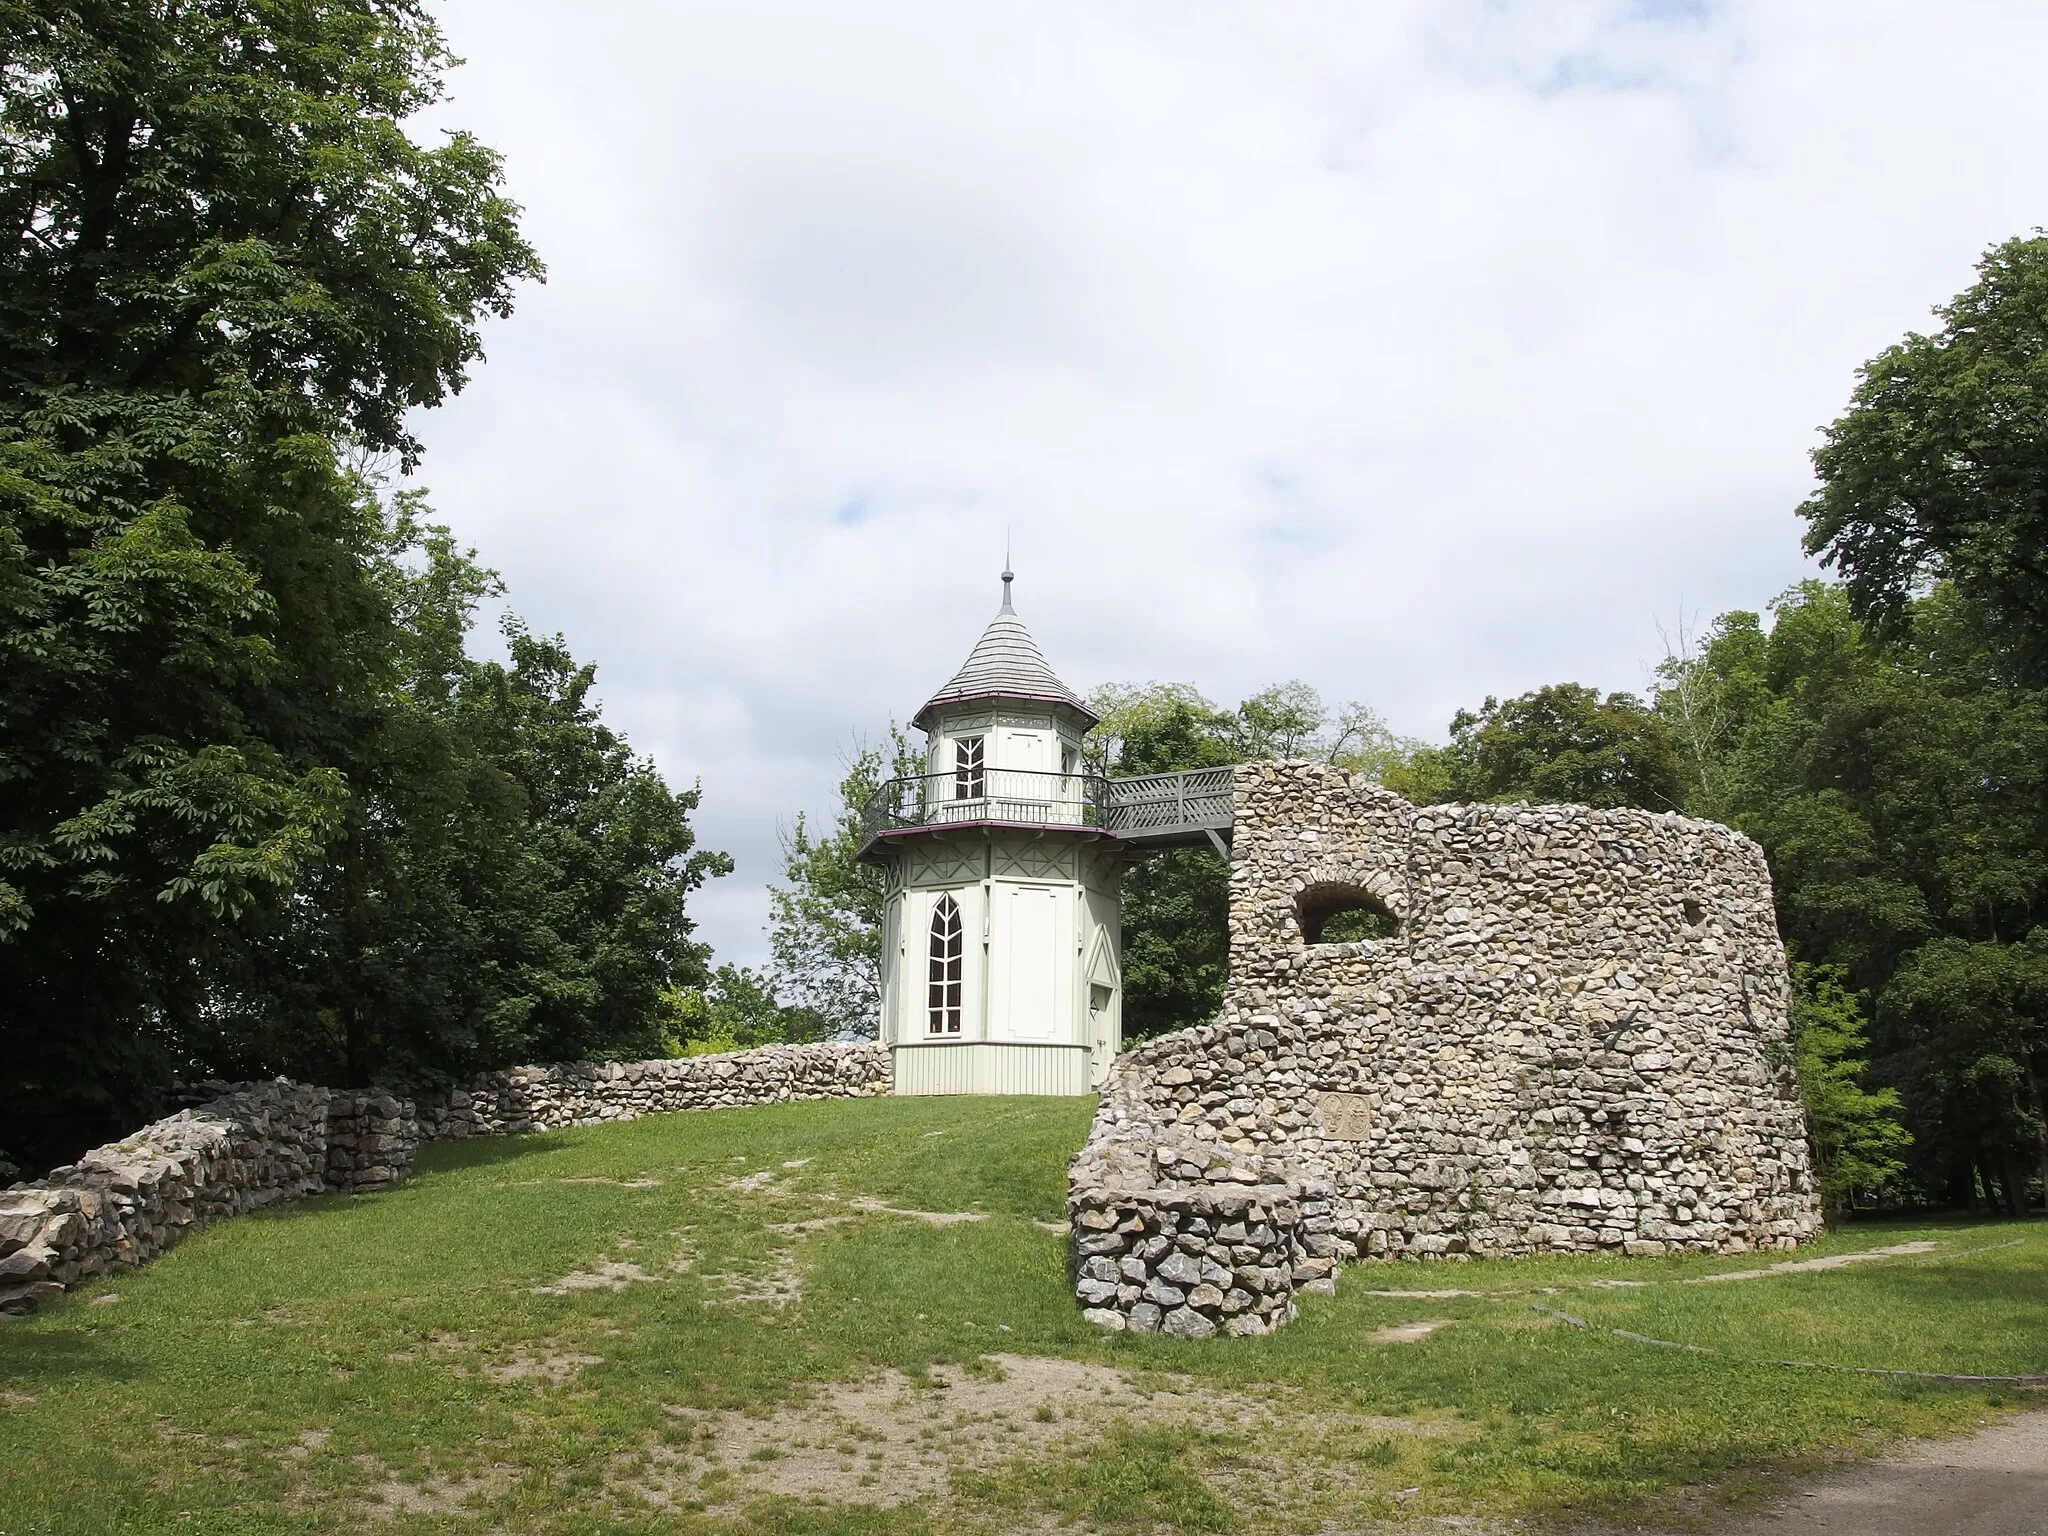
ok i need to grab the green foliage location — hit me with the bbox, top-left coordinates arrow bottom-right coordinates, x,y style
1882,933 -> 2048,1216
1801,233 -> 2048,685
1318,904 -> 1400,943
1789,963 -> 1911,1213
1084,679 -> 1427,781
665,963 -> 829,1054
1654,581 -> 2048,1208
0,0 -> 541,460
768,728 -> 921,1039
1087,685 -> 1237,1042
1419,684 -> 1685,811
0,1 -> 732,1172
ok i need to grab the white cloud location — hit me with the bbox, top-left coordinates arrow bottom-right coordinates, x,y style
409,0 -> 2048,965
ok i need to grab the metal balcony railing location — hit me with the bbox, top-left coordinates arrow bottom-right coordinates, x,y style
860,764 -> 1237,848
860,768 -> 1112,839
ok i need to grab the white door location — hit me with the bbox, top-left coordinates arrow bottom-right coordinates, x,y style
1003,886 -> 1060,1040
1086,934 -> 1121,1084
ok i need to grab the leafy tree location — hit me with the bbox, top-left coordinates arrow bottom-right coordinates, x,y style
0,3 -> 739,1171
1789,963 -> 1911,1215
665,965 -> 826,1054
1883,934 -> 2048,1216
1418,684 -> 1684,811
1656,582 -> 2047,1208
1091,686 -> 1240,1042
1802,234 -> 2048,685
766,729 -> 919,1039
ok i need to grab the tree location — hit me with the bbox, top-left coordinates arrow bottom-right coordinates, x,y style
0,4 -> 756,1174
665,965 -> 826,1054
1654,581 -> 2048,1208
1801,234 -> 2048,686
1789,963 -> 1911,1216
1422,684 -> 1685,811
1091,686 -> 1241,1042
1883,934 -> 2048,1215
766,729 -> 920,1039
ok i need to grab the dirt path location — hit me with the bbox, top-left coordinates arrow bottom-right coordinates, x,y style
1708,1412 -> 2047,1535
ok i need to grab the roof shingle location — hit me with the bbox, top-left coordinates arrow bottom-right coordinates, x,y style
914,579 -> 1097,729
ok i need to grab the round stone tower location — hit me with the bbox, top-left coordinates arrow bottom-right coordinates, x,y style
861,571 -> 1125,1095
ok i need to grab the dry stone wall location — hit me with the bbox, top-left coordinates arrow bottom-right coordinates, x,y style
3,1042 -> 891,1317
1070,761 -> 1821,1336
417,1043 -> 890,1138
0,1081 -> 419,1317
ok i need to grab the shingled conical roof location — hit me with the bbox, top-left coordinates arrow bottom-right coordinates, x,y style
914,571 -> 1098,730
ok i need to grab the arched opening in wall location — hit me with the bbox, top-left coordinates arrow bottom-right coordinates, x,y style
1297,883 -> 1401,945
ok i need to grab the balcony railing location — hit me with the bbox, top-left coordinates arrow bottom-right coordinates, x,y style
861,768 -> 1112,839
1104,766 -> 1235,839
861,764 -> 1237,848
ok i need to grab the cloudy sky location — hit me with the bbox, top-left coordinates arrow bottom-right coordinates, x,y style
409,0 -> 2048,969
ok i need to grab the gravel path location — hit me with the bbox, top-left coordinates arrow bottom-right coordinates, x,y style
1712,1412 -> 2046,1534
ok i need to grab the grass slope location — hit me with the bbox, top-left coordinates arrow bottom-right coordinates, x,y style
0,1095 -> 2041,1534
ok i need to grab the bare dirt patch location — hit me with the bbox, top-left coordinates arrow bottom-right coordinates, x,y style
485,1348 -> 602,1385
1,1389 -> 37,1409
532,1259 -> 666,1295
1370,1319 -> 1456,1344
615,1353 -> 1456,1514
1361,1288 -> 1486,1300
701,1248 -> 802,1307
849,1197 -> 988,1227
358,1458 -> 515,1521
1684,1242 -> 1938,1285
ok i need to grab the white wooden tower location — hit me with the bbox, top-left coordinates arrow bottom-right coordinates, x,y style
861,570 -> 1124,1095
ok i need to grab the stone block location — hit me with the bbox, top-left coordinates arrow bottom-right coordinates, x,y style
1161,1306 -> 1218,1339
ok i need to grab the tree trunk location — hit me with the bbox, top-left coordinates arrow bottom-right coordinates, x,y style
1999,1152 -> 2026,1219
2027,1055 -> 2048,1214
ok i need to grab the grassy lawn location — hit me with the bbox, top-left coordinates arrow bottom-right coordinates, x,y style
0,1095 -> 2041,1535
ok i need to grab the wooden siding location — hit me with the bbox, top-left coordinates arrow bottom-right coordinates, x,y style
890,1042 -> 1091,1097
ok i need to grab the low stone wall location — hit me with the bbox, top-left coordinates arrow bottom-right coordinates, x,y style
1070,762 -> 1822,1335
3,1043 -> 892,1318
0,1081 -> 420,1317
1069,1182 -> 1308,1337
418,1043 -> 892,1138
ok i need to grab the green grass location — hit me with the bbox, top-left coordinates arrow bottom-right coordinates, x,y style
0,1095 -> 2040,1534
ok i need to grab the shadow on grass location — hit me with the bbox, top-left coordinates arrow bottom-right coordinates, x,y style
412,1132 -> 574,1175
0,1320 -> 146,1391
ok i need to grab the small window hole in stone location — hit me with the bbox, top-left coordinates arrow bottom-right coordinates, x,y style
1681,898 -> 1705,926
1297,883 -> 1401,945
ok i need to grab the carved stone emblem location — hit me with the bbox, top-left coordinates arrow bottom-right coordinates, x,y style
1316,1091 -> 1373,1140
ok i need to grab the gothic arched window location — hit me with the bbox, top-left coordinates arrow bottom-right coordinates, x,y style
927,895 -> 964,1035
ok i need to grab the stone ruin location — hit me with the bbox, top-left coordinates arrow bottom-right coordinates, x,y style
1069,761 -> 1822,1337
1,1043 -> 889,1317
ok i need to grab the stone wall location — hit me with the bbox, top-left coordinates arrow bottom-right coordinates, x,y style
3,1043 -> 892,1317
0,1081 -> 419,1317
417,1043 -> 891,1138
1070,761 -> 1821,1335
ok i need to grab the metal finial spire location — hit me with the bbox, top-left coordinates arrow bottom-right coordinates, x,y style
1000,536 -> 1014,614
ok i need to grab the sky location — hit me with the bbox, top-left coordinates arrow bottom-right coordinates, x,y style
408,0 -> 2048,970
